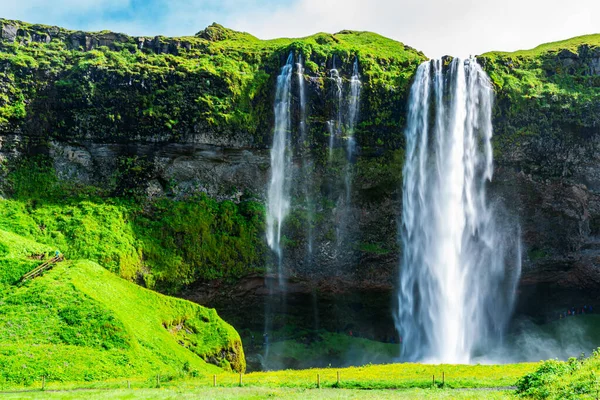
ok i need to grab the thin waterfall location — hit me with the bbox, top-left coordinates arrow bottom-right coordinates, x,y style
329,56 -> 343,159
396,58 -> 521,363
296,55 -> 314,258
345,57 -> 361,202
263,52 -> 294,364
266,52 -> 294,275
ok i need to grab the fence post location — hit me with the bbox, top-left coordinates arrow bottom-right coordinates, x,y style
317,373 -> 321,389
442,371 -> 445,387
239,373 -> 243,387
432,374 -> 435,387
127,380 -> 130,389
41,376 -> 45,391
213,374 -> 217,387
337,371 -> 340,386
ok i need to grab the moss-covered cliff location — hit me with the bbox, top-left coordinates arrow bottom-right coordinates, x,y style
0,18 -> 423,148
478,36 -> 600,314
0,18 -> 427,293
2,17 -> 600,334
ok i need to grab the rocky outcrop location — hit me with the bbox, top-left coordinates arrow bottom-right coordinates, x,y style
0,18 -> 195,54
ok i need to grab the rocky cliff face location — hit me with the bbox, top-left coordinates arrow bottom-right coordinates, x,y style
481,40 -> 600,315
1,19 -> 600,331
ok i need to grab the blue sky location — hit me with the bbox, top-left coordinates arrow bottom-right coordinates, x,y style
1,0 -> 598,58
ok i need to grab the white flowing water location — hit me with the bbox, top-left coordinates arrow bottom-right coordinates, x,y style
397,58 -> 521,363
328,59 -> 343,160
296,55 -> 314,257
345,57 -> 361,201
266,53 -> 294,268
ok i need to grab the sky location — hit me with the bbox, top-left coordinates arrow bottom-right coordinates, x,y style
0,0 -> 598,58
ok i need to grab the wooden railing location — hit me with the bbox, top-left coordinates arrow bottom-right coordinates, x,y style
20,255 -> 64,282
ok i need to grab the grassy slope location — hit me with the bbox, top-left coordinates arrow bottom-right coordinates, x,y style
0,228 -> 245,388
483,34 -> 600,57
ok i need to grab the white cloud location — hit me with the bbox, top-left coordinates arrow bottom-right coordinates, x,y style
0,0 -> 598,58
227,0 -> 600,58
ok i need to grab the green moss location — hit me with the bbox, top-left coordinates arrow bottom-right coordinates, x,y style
0,18 -> 425,150
0,159 -> 266,291
479,36 -> 600,172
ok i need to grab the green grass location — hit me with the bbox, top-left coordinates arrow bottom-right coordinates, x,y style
0,387 -> 517,399
0,361 -> 539,398
0,229 -> 245,388
478,34 -> 600,169
483,34 -> 600,58
0,158 -> 266,292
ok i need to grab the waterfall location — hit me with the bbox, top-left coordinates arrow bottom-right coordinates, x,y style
345,57 -> 361,201
397,58 -> 521,363
297,55 -> 314,257
328,57 -> 343,159
266,52 -> 294,268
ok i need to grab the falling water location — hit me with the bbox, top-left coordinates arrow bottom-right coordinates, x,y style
328,57 -> 343,159
345,57 -> 361,201
296,55 -> 314,257
397,58 -> 521,363
266,52 -> 294,269
263,53 -> 294,364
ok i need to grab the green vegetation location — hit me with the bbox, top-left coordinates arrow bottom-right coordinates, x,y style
0,387 -> 516,399
0,158 -> 265,291
517,349 -> 600,399
0,18 -> 425,152
0,359 -> 538,394
480,35 -> 600,175
0,228 -> 244,387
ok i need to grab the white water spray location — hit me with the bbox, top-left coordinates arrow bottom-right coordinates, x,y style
397,58 -> 521,363
266,53 -> 294,266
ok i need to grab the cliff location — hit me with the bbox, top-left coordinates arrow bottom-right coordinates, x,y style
480,36 -> 600,314
0,18 -> 599,339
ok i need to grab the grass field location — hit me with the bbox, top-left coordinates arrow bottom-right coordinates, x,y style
0,387 -> 516,399
0,361 -> 539,398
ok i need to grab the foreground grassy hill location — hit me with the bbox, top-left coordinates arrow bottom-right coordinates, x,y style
0,227 -> 245,388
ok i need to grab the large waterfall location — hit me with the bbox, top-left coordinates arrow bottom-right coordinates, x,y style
266,52 -> 294,268
397,58 -> 521,363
